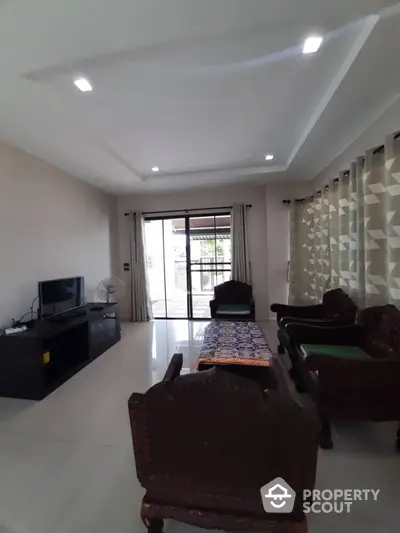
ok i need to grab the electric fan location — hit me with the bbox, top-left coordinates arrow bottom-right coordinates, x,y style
97,277 -> 125,304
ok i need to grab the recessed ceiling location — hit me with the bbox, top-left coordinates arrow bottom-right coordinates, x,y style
0,0 -> 399,193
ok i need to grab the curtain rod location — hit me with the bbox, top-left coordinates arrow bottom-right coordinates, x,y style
124,204 -> 252,216
282,130 -> 400,204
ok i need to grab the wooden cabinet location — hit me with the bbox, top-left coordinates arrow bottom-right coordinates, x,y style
0,303 -> 121,400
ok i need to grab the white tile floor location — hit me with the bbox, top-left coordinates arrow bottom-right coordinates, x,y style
152,293 -> 212,318
0,320 -> 399,533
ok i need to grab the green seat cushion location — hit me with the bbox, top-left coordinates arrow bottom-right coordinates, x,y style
300,344 -> 371,361
216,304 -> 251,315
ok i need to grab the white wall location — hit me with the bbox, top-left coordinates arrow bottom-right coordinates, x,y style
117,185 -> 270,320
0,140 -> 116,328
313,98 -> 400,189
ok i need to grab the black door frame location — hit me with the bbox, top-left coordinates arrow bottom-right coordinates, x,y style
145,212 -> 231,320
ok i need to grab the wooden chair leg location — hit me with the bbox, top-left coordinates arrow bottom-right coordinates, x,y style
141,502 -> 164,533
146,518 -> 164,533
319,418 -> 333,449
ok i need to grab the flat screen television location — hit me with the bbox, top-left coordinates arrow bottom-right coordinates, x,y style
38,277 -> 85,319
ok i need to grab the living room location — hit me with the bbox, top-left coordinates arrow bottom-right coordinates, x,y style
1,1 -> 400,532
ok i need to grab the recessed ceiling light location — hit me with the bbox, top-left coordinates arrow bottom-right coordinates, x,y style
152,166 -> 160,172
73,78 -> 93,92
303,36 -> 323,54
265,154 -> 274,161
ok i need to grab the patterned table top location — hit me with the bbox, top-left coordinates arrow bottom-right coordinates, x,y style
196,320 -> 272,370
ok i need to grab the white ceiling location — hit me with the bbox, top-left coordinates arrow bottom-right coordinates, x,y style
0,0 -> 399,193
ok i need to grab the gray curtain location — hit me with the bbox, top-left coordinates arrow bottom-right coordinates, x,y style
130,212 -> 153,321
289,133 -> 400,307
231,204 -> 251,283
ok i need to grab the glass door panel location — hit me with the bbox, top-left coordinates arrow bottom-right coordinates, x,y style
164,218 -> 188,318
145,218 -> 188,318
145,219 -> 166,318
145,214 -> 231,319
188,215 -> 231,319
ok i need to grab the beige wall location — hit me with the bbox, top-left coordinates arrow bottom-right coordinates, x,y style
117,183 -> 309,321
0,140 -> 116,328
118,185 -> 269,319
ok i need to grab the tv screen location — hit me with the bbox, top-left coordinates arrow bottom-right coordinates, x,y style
39,277 -> 85,319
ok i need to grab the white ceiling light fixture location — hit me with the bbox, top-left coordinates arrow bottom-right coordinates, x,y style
265,154 -> 274,161
73,78 -> 93,92
151,166 -> 160,172
303,36 -> 323,54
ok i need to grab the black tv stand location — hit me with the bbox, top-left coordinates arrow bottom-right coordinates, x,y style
47,309 -> 87,323
0,303 -> 121,400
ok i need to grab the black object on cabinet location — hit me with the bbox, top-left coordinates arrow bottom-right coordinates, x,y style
0,303 -> 121,400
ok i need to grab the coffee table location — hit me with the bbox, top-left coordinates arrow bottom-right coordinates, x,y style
196,320 -> 272,371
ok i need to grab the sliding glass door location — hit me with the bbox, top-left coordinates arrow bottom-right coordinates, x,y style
145,213 -> 231,319
145,218 -> 188,318
188,215 -> 231,318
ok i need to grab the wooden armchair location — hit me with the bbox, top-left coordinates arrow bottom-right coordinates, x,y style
271,289 -> 357,354
128,354 -> 319,533
210,280 -> 255,320
283,305 -> 400,449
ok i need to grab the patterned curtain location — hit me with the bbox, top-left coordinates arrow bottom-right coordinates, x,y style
289,189 -> 331,304
289,200 -> 314,303
386,137 -> 400,302
312,188 -> 331,301
289,133 -> 400,307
